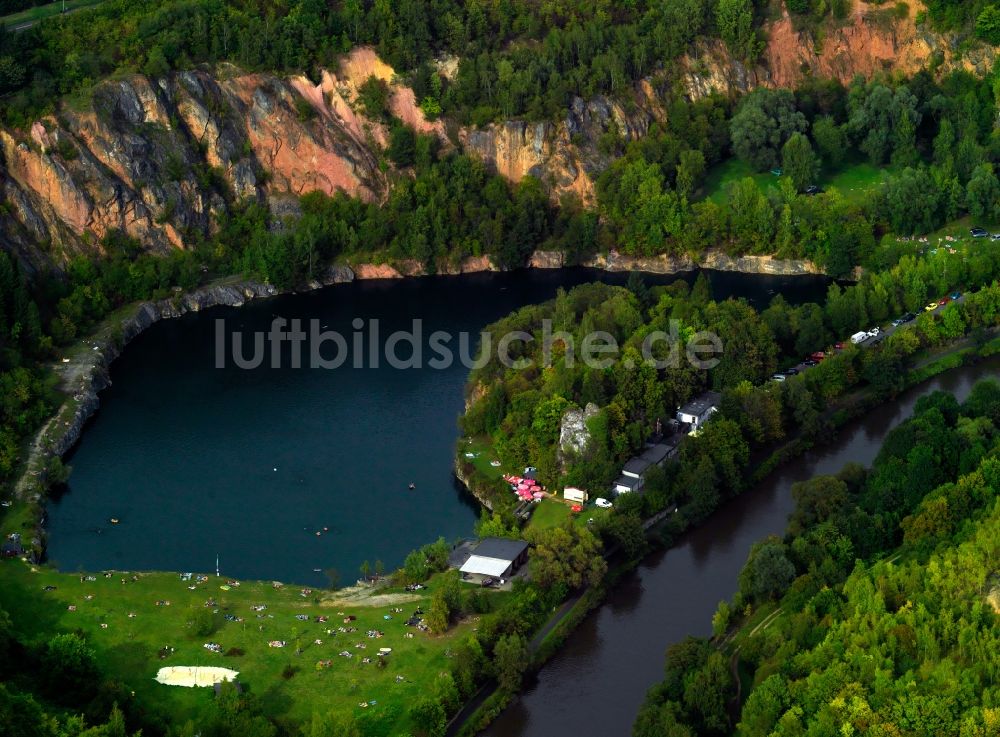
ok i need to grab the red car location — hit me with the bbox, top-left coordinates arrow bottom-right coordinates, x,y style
938,297 -> 950,306
810,351 -> 826,362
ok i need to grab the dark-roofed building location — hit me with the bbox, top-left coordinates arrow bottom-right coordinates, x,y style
459,537 -> 529,581
677,391 -> 722,434
622,457 -> 651,479
614,475 -> 643,494
640,442 -> 677,467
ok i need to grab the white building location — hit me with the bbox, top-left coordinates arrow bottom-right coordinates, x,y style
676,391 -> 722,435
459,538 -> 529,581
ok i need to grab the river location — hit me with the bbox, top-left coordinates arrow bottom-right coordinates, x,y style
482,355 -> 1000,737
45,268 -> 828,587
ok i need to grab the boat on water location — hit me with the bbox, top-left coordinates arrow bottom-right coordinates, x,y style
109,518 -> 120,525
408,482 -> 415,490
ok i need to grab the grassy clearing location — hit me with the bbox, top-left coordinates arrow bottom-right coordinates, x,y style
702,157 -> 891,206
0,0 -> 103,27
459,437 -> 505,482
703,159 -> 781,204
0,560 -> 487,732
527,496 -> 613,532
459,436 -> 614,531
876,214 -> 1000,269
526,498 -> 571,530
824,161 -> 890,203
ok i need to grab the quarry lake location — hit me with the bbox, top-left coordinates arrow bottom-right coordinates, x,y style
45,268 -> 830,586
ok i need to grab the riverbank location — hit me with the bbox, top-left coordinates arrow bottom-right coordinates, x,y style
474,348 -> 1000,737
448,308 -> 1000,736
0,263 -> 990,737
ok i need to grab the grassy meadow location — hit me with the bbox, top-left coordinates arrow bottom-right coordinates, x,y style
0,559 -> 495,732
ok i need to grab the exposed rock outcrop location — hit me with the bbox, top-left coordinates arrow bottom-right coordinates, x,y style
559,403 -> 601,459
3,10 -> 995,269
522,249 -> 822,276
462,90 -> 662,205
0,48 -> 433,266
682,1 -> 998,100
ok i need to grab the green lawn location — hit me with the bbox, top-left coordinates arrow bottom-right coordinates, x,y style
459,437 -> 505,481
703,159 -> 781,204
527,498 -> 571,530
876,214 -> 1000,267
702,156 -> 892,206
526,497 -> 613,532
0,0 -> 104,27
0,560 -> 484,732
824,161 -> 890,203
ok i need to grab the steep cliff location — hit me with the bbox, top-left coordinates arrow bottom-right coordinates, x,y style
681,0 -> 997,99
461,83 -> 665,205
0,49 -> 434,268
1,5 -> 993,268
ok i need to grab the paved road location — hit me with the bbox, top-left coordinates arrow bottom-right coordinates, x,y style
774,290 -> 969,381
6,3 -> 91,32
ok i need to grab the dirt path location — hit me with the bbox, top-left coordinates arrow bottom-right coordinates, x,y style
319,582 -> 423,608
14,339 -> 104,502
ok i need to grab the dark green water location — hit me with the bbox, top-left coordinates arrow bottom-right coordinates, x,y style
46,269 -> 830,586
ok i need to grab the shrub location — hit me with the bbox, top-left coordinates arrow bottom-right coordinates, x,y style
976,5 -> 1000,44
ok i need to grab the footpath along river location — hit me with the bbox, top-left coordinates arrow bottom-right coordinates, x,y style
482,356 -> 1000,737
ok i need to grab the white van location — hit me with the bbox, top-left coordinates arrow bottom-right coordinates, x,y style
850,331 -> 868,345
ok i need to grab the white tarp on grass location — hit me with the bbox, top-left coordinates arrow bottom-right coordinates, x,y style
155,666 -> 239,687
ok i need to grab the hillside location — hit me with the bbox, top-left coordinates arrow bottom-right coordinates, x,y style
0,0 -> 996,269
635,381 -> 1000,736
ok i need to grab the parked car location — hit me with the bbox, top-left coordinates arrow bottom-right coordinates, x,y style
595,498 -> 613,509
866,327 -> 881,338
810,351 -> 826,361
784,367 -> 799,376
950,291 -> 962,300
992,234 -> 1000,241
803,184 -> 824,195
803,358 -> 819,366
971,227 -> 989,238
901,312 -> 917,323
771,373 -> 786,382
833,342 -> 845,350
938,297 -> 950,306
925,302 -> 939,312
891,317 -> 904,327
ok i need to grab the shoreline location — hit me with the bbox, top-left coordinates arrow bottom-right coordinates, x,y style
10,250 -> 823,557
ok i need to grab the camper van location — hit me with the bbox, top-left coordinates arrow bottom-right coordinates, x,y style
850,331 -> 868,345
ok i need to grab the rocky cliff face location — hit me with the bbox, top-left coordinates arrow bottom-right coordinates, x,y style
1,6 -> 993,269
0,49 -> 433,269
524,248 -> 823,276
681,0 -> 997,99
461,83 -> 664,205
559,403 -> 601,461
